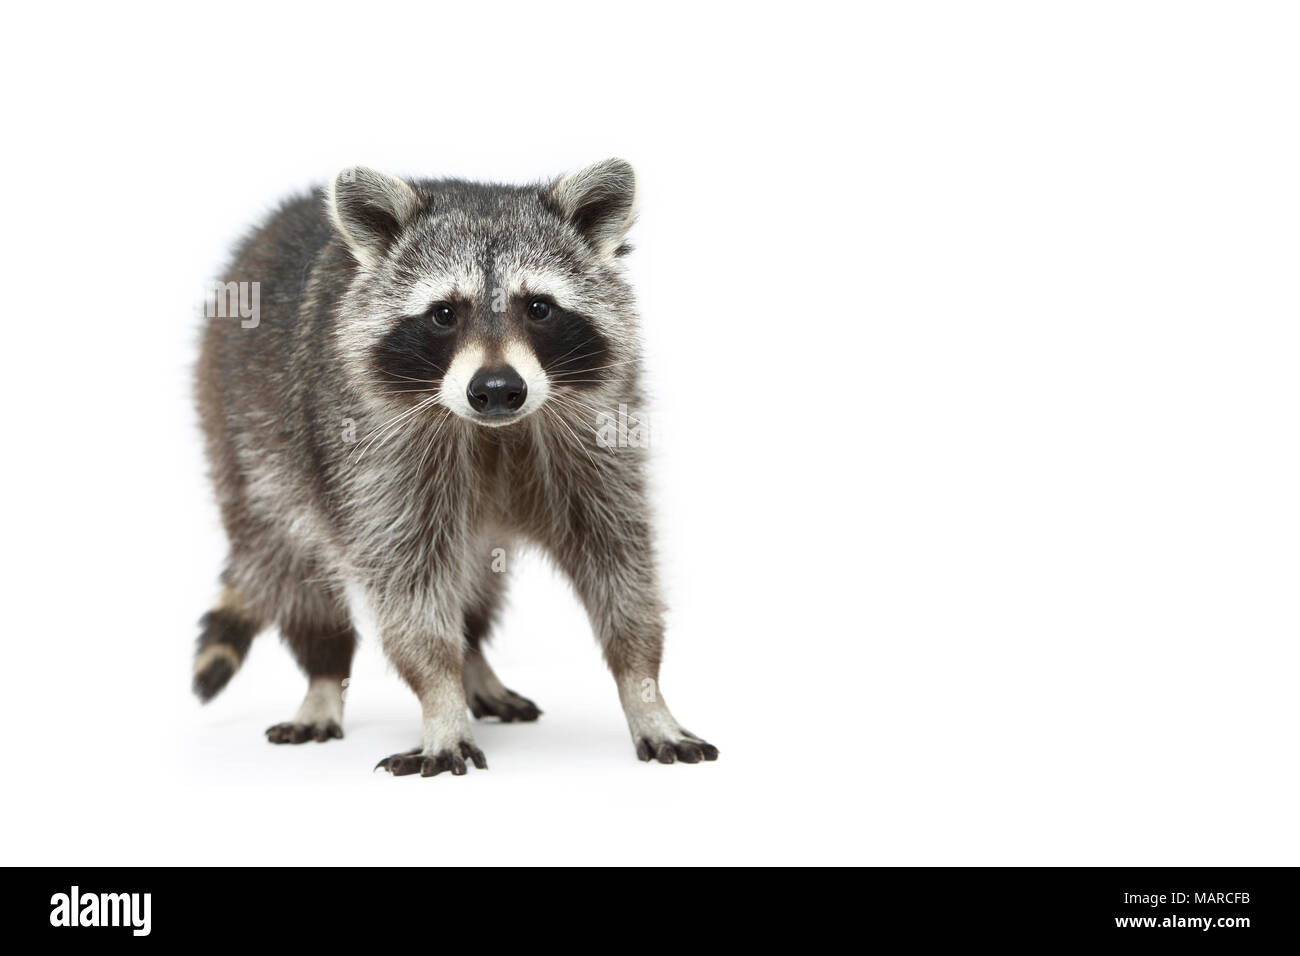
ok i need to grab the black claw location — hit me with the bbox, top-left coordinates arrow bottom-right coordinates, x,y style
375,748 -> 420,774
454,738 -> 480,770
459,742 -> 488,769
266,723 -> 294,744
395,758 -> 421,776
675,742 -> 703,764
421,752 -> 451,777
635,735 -> 719,764
377,754 -> 405,780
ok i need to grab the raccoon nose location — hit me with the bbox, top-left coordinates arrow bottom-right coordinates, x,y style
467,366 -> 527,414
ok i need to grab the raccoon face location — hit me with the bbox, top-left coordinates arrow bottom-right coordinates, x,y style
327,160 -> 638,428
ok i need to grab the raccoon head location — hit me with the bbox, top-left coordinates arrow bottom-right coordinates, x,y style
327,159 -> 638,428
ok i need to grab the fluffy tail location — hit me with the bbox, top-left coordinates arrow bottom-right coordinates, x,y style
193,588 -> 262,702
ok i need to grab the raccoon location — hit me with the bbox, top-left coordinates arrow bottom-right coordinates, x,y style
194,159 -> 717,776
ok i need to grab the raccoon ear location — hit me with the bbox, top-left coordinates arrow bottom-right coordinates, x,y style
547,158 -> 636,259
327,166 -> 420,268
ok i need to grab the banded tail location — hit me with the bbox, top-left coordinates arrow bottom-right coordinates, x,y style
193,588 -> 262,702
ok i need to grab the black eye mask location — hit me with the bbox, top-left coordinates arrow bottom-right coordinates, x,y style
523,301 -> 611,390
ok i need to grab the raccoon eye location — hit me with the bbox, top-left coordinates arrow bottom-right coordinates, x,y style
527,300 -> 552,321
430,304 -> 456,329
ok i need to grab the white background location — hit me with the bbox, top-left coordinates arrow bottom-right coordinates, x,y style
1,2 -> 1297,866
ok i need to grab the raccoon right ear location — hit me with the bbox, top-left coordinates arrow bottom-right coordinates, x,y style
547,158 -> 637,259
326,166 -> 420,268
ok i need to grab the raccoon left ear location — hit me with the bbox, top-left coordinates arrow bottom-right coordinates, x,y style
327,166 -> 420,268
547,158 -> 636,259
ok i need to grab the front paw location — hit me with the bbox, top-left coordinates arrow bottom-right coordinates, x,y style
266,720 -> 343,744
375,743 -> 488,777
635,731 -> 719,764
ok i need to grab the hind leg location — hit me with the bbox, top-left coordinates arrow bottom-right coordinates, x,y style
464,647 -> 542,722
266,587 -> 357,745
461,548 -> 541,723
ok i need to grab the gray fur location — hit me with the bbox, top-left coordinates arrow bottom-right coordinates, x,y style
194,160 -> 717,772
